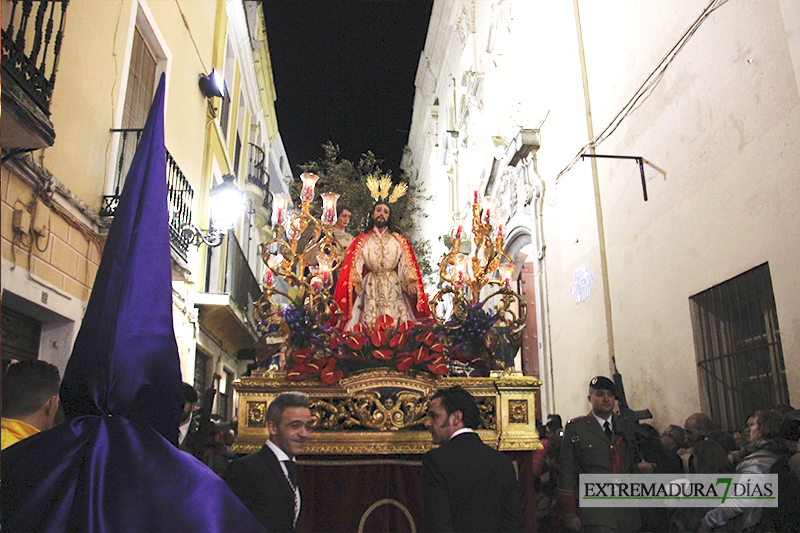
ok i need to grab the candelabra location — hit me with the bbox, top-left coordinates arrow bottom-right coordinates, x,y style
253,173 -> 343,343
431,181 -> 527,372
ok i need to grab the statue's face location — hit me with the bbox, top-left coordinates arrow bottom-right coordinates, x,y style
335,209 -> 352,230
372,204 -> 390,228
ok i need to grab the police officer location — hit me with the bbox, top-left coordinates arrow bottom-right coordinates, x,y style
556,376 -> 642,532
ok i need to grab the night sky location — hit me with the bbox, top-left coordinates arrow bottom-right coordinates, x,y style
262,0 -> 433,179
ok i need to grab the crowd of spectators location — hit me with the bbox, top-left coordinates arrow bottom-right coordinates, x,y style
539,403 -> 800,533
4,357 -> 799,533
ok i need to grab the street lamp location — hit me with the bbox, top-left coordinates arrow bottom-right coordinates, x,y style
182,174 -> 243,247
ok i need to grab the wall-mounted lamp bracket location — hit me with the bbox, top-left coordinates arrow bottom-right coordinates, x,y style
180,224 -> 224,248
580,154 -> 648,201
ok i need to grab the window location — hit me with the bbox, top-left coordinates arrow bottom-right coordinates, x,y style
218,369 -> 234,420
112,27 -> 157,194
193,350 -> 208,398
1,307 -> 42,371
690,263 -> 789,431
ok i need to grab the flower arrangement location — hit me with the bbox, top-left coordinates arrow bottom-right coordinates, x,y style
284,314 -> 449,384
447,302 -> 497,360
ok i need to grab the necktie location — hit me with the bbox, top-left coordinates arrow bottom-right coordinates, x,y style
283,460 -> 298,489
604,421 -> 612,440
283,460 -> 300,527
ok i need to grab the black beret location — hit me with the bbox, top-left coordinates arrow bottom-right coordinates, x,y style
589,376 -> 616,397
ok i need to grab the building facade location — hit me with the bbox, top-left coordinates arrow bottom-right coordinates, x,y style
1,0 -> 291,422
403,0 -> 800,429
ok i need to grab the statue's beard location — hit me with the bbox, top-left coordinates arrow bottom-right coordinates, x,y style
373,217 -> 388,228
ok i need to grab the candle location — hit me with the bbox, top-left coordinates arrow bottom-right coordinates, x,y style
272,193 -> 290,227
467,179 -> 485,205
320,192 -> 340,226
265,268 -> 274,288
495,221 -> 504,241
499,263 -> 514,286
481,196 -> 498,225
451,212 -> 469,242
300,172 -> 319,203
317,252 -> 334,288
454,253 -> 468,285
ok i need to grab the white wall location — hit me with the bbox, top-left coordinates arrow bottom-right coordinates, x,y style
406,0 -> 800,428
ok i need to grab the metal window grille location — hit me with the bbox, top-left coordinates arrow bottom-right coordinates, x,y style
689,263 -> 789,431
193,351 -> 208,399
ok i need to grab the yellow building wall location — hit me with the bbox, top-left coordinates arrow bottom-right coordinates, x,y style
1,168 -> 102,303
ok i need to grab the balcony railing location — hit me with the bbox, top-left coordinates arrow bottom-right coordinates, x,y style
2,1 -> 68,116
246,142 -> 273,222
246,143 -> 268,192
220,231 -> 261,329
101,128 -> 194,261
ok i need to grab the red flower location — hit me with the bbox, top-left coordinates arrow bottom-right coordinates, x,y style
397,353 -> 415,371
321,366 -> 343,384
344,334 -> 366,350
427,355 -> 449,375
411,346 -> 431,362
329,335 -> 341,350
286,364 -> 308,381
370,328 -> 389,348
397,320 -> 415,333
374,314 -> 395,332
430,342 -> 445,354
291,348 -> 312,363
372,349 -> 394,360
415,331 -> 436,346
389,332 -> 409,350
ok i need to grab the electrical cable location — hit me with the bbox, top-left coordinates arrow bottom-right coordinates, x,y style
554,0 -> 732,185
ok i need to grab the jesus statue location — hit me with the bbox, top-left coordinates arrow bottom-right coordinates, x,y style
334,200 -> 431,330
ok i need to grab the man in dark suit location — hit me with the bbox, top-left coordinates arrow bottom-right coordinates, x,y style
177,382 -> 198,452
223,391 -> 312,533
556,376 -> 642,532
422,385 -> 524,533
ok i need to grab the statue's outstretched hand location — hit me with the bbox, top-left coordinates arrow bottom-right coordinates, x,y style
405,281 -> 417,296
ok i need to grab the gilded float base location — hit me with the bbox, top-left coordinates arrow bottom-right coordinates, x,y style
232,368 -> 543,455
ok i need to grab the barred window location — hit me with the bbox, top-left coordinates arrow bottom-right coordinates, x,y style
690,263 -> 789,431
193,351 -> 208,400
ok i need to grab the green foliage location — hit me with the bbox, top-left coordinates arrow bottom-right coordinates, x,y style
289,141 -> 434,279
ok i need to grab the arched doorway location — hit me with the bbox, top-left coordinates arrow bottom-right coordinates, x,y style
505,231 -> 540,421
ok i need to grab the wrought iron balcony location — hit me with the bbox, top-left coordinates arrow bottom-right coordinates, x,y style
2,0 -> 67,115
246,143 -> 269,193
194,232 -> 262,354
1,1 -> 68,149
101,128 -> 194,261
246,142 -> 273,225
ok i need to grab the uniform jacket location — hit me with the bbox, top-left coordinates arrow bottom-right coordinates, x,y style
556,412 -> 641,532
223,444 -> 301,533
422,431 -> 524,533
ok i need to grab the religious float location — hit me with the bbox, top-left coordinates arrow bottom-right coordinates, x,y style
233,173 -> 541,532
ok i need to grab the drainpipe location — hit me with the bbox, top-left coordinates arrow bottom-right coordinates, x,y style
573,0 -> 617,374
531,167 -> 555,416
